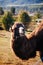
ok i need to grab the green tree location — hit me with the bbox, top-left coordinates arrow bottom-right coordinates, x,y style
11,7 -> 15,15
35,12 -> 41,19
18,11 -> 31,23
2,12 -> 14,31
17,11 -> 31,28
0,7 -> 4,15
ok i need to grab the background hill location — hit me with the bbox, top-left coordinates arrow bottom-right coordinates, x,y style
0,0 -> 43,7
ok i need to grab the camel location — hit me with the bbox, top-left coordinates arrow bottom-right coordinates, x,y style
10,21 -> 43,61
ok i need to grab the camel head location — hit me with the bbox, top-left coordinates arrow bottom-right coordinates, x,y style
10,22 -> 25,39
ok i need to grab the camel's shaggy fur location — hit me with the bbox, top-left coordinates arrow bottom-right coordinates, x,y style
10,22 -> 43,61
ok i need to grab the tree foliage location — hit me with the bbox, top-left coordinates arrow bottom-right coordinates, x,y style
0,7 -> 4,15
11,7 -> 15,15
35,12 -> 41,19
2,12 -> 14,31
18,11 -> 31,23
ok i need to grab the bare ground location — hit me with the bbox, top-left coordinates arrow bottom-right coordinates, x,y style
0,30 -> 43,65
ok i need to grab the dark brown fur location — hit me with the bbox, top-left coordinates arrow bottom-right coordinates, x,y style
10,22 -> 43,61
35,22 -> 43,61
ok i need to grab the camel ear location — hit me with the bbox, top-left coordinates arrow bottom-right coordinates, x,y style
9,27 -> 13,32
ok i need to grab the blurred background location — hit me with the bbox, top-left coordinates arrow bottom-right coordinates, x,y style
0,0 -> 43,65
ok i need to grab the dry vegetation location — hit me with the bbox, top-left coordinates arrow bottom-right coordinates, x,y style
0,30 -> 43,65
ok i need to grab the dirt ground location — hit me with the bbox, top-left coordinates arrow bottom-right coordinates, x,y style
0,30 -> 43,65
